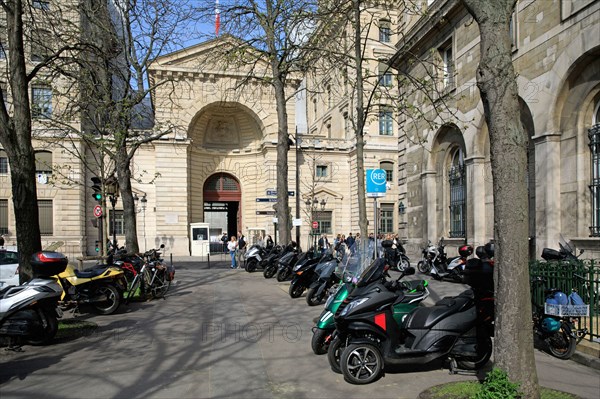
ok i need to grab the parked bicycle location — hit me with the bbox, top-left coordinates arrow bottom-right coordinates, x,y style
124,245 -> 175,302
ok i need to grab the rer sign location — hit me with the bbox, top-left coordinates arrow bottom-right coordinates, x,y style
366,169 -> 387,198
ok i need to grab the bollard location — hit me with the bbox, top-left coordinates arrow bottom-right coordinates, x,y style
207,252 -> 210,269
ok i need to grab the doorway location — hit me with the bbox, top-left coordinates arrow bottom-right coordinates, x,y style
203,173 -> 241,241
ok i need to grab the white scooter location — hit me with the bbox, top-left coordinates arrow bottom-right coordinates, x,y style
0,251 -> 67,346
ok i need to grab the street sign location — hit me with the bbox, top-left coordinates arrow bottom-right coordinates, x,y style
266,190 -> 295,196
312,221 -> 319,229
366,169 -> 387,198
93,205 -> 102,218
256,198 -> 278,202
293,218 -> 302,227
256,210 -> 276,215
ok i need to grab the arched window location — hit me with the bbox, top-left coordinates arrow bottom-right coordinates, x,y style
448,148 -> 466,238
588,101 -> 600,236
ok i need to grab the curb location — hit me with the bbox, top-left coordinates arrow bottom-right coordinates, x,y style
572,350 -> 600,370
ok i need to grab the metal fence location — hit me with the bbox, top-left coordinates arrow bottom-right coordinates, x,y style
529,259 -> 600,342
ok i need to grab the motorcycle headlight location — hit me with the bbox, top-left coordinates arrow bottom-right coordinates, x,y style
340,297 -> 369,317
324,293 -> 335,308
293,264 -> 302,272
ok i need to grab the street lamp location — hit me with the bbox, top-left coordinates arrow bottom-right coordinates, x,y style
134,194 -> 148,251
104,176 -> 119,251
288,129 -> 301,247
305,196 -> 327,251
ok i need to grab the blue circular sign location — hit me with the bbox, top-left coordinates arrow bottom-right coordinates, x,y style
367,169 -> 387,196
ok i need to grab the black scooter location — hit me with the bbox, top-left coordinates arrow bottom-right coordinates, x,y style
245,244 -> 281,273
263,243 -> 296,279
305,253 -> 341,306
333,244 -> 495,384
289,250 -> 332,298
276,249 -> 304,281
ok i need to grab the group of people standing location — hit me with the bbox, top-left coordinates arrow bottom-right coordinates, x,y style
317,231 -> 404,256
221,231 -> 274,269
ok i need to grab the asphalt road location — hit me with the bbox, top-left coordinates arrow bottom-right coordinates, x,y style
1,261 -> 599,399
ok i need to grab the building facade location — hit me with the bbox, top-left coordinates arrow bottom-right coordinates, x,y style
1,0 -> 599,258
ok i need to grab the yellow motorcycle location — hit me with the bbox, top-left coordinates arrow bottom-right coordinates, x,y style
53,264 -> 127,315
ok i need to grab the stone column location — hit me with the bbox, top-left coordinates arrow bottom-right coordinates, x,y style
466,156 -> 486,246
534,134 -> 561,255
421,170 -> 437,241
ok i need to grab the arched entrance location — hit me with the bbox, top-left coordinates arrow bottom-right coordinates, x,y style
203,173 -> 241,240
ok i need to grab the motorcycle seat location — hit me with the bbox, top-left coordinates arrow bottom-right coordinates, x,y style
75,267 -> 109,278
404,293 -> 474,329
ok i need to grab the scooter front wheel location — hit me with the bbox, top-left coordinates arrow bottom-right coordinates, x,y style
311,328 -> 332,355
245,258 -> 258,273
327,336 -> 344,373
306,286 -> 323,306
417,260 -> 431,274
340,343 -> 384,385
263,265 -> 277,279
398,258 -> 410,272
546,324 -> 577,360
276,267 -> 291,282
289,280 -> 305,298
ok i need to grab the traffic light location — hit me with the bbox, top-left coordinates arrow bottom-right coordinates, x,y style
95,240 -> 100,252
91,176 -> 102,202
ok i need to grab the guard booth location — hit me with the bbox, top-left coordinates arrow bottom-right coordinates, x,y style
190,222 -> 210,256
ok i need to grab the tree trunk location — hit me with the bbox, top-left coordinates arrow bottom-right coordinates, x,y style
0,0 -> 42,282
115,146 -> 139,253
273,74 -> 291,245
461,1 -> 539,397
353,0 -> 368,251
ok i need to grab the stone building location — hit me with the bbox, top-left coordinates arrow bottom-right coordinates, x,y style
1,0 -> 599,258
390,0 -> 600,257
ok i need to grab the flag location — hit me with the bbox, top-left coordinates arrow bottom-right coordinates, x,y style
215,0 -> 221,36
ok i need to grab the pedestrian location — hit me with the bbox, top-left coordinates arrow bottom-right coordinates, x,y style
227,236 -> 238,268
346,232 -> 355,252
266,235 -> 274,249
237,231 -> 247,265
318,234 -> 330,254
0,235 -> 4,249
221,232 -> 228,253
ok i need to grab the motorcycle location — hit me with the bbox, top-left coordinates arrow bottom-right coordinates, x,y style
417,238 -> 450,280
312,247 -> 429,357
332,243 -> 495,384
435,244 -> 473,283
305,250 -> 343,306
276,247 -> 303,282
288,249 -> 327,298
0,252 -> 67,346
382,240 -> 410,272
263,242 -> 297,279
245,244 -> 280,273
531,238 -> 589,359
54,260 -> 127,315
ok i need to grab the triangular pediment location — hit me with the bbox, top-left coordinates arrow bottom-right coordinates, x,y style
150,34 -> 271,77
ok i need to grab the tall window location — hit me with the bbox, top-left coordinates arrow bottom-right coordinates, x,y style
589,103 -> 600,237
380,204 -> 394,233
32,86 -> 52,118
35,151 -> 53,174
380,161 -> 394,182
379,20 -> 391,43
0,149 -> 8,174
314,211 -> 332,235
316,164 -> 328,178
379,107 -> 393,135
38,200 -> 53,235
31,30 -> 50,62
448,148 -> 466,238
439,40 -> 454,89
110,210 -> 124,236
379,64 -> 393,88
0,199 -> 8,235
33,0 -> 50,10
0,25 -> 7,59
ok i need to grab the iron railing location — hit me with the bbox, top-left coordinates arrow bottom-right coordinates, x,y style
530,259 -> 600,342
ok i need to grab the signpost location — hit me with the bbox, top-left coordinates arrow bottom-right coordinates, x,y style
366,169 -> 387,258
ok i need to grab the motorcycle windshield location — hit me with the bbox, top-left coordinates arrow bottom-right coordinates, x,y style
338,242 -> 375,285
